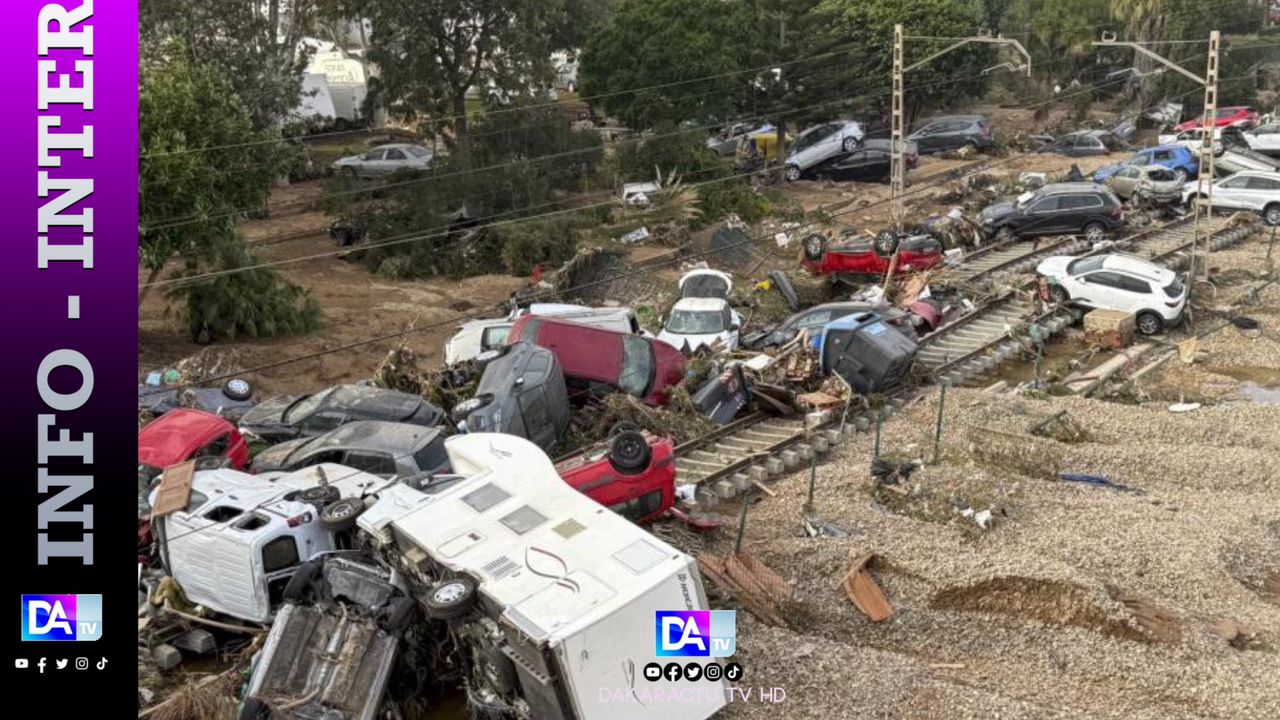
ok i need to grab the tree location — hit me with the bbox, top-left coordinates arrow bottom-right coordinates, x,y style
580,0 -> 756,130
357,0 -> 576,139
140,0 -> 317,130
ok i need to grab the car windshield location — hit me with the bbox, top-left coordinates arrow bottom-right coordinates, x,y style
618,335 -> 654,397
405,146 -> 430,158
1146,168 -> 1175,182
666,309 -> 726,335
283,388 -> 334,424
1067,256 -> 1106,275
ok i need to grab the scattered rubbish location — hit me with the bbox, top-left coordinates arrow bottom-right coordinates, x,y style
840,552 -> 894,622
775,232 -> 792,248
802,511 -> 848,538
767,270 -> 800,311
871,457 -> 920,486
698,552 -> 795,627
691,364 -> 751,424
619,226 -> 651,244
1231,315 -> 1260,330
1168,402 -> 1201,413
1029,410 -> 1092,444
1058,472 -> 1134,492
955,502 -> 999,530
1019,171 -> 1047,189
1209,618 -> 1262,650
710,223 -> 754,268
1177,337 -> 1200,364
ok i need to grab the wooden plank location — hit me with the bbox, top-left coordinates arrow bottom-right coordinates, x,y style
150,459 -> 195,518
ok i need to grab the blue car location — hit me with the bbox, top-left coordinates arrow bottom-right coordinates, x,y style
1094,145 -> 1199,183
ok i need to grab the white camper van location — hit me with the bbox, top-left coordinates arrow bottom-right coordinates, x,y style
359,433 -> 727,720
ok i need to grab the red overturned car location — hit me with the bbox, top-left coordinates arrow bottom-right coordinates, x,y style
555,426 -> 675,524
801,231 -> 943,278
507,316 -> 686,406
1172,106 -> 1258,133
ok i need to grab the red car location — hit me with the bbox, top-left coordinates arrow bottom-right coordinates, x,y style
1173,106 -> 1258,133
802,232 -> 943,277
507,316 -> 686,406
555,428 -> 675,525
137,409 -> 249,558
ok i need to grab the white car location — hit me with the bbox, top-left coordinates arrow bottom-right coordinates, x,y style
1158,127 -> 1223,155
1036,253 -> 1188,335
444,304 -> 642,365
784,120 -> 865,181
657,269 -> 742,353
331,143 -> 434,179
1181,170 -> 1280,225
1242,123 -> 1280,156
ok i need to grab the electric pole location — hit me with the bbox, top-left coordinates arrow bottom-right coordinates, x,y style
1093,31 -> 1220,283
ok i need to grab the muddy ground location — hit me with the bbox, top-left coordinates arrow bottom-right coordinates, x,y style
703,233 -> 1280,720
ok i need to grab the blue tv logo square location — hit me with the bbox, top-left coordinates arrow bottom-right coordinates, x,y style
21,594 -> 102,642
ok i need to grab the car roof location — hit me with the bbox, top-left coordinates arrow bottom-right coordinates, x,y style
1100,253 -> 1176,282
924,114 -> 983,122
138,409 -> 236,466
1041,182 -> 1106,194
373,143 -> 417,150
673,297 -> 730,312
310,420 -> 440,453
1143,145 -> 1188,153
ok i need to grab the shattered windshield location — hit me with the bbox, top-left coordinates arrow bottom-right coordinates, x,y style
283,388 -> 334,424
666,309 -> 727,335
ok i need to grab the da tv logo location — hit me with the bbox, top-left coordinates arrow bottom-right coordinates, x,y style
655,610 -> 735,657
21,595 -> 102,642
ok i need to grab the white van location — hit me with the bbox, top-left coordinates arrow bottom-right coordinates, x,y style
151,463 -> 396,623
359,433 -> 726,720
444,304 -> 642,365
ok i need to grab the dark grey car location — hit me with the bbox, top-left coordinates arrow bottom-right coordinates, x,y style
455,342 -> 570,453
249,421 -> 450,478
908,115 -> 993,155
741,302 -> 920,351
239,384 -> 446,444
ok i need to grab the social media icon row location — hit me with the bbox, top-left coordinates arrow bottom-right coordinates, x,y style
643,661 -> 743,683
14,657 -> 104,672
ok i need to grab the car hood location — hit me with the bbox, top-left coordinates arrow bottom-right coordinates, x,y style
333,154 -> 363,165
1036,256 -> 1073,279
657,329 -> 730,351
249,436 -> 312,472
981,201 -> 1016,223
238,394 -> 299,430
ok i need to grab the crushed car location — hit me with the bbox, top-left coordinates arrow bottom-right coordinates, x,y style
138,377 -> 256,421
509,316 -> 686,406
817,311 -> 919,393
151,463 -> 397,622
444,303 -> 642,366
742,301 -> 935,351
357,432 -> 726,720
455,341 -> 571,453
239,553 -> 413,720
1092,145 -> 1200,183
554,425 -> 677,524
784,119 -> 866,181
657,269 -> 743,354
239,384 -> 446,444
801,231 -> 942,279
250,420 -> 450,478
1102,165 -> 1182,207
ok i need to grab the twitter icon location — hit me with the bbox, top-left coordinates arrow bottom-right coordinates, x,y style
55,659 -> 68,670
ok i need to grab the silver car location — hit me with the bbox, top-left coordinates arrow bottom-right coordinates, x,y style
332,143 -> 434,179
1104,164 -> 1181,205
1182,170 -> 1280,225
784,120 -> 865,181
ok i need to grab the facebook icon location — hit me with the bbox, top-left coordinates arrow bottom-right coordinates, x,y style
655,610 -> 735,657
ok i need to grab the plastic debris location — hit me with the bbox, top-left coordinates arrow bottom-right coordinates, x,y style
1058,472 -> 1134,492
619,226 -> 650,244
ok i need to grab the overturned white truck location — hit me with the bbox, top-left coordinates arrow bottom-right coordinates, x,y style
359,433 -> 726,720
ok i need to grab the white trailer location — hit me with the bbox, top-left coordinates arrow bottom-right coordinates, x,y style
359,433 -> 727,720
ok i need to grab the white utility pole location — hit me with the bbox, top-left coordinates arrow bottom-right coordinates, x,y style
1093,31 -> 1220,283
890,28 -> 1031,230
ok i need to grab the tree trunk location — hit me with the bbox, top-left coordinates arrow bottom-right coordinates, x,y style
138,265 -> 163,308
453,92 -> 469,142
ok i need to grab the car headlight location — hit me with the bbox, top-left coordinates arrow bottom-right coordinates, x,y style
451,394 -> 492,420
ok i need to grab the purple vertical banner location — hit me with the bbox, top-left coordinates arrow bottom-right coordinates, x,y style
0,0 -> 136,701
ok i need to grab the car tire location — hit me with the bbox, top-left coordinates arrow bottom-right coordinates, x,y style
608,430 -> 652,475
802,234 -> 826,262
282,559 -> 323,604
1083,222 -> 1107,243
873,230 -> 899,258
784,164 -> 801,182
320,496 -> 365,531
342,167 -> 358,179
425,577 -> 477,620
1172,167 -> 1188,183
995,226 -> 1016,244
1049,285 -> 1070,304
1264,203 -> 1280,226
222,378 -> 253,401
299,484 -> 341,508
1136,311 -> 1163,336
608,421 -> 642,438
842,136 -> 860,152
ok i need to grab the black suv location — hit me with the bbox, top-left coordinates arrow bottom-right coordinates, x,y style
980,183 -> 1124,243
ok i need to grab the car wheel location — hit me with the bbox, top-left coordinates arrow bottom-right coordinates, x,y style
1136,311 -> 1163,336
842,136 -> 860,152
222,378 -> 253,401
608,430 -> 652,475
873,229 -> 899,258
1049,285 -> 1070,304
1172,167 -> 1188,182
784,164 -> 801,182
802,234 -> 826,261
1264,203 -> 1280,226
425,578 -> 477,620
299,484 -> 341,508
608,421 -> 642,438
1083,222 -> 1107,243
995,226 -> 1016,244
342,166 -> 358,179
320,496 -> 365,531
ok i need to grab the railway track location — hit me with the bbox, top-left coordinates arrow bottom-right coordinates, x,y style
675,214 -> 1265,502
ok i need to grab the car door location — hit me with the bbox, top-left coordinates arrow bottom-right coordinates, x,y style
1074,270 -> 1127,309
1213,175 -> 1252,210
1249,125 -> 1280,153
1244,174 -> 1280,211
1020,195 -> 1063,235
356,149 -> 385,179
912,122 -> 942,153
1112,274 -> 1154,315
1109,167 -> 1137,199
380,147 -> 408,176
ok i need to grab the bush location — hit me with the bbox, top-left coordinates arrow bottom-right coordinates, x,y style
496,214 -> 594,276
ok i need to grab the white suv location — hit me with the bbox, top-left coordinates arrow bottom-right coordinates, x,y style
1182,170 -> 1280,225
1036,253 -> 1187,335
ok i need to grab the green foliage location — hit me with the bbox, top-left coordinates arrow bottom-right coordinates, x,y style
358,0 -> 576,137
496,214 -> 597,276
614,129 -> 767,226
139,45 -> 294,272
168,236 -> 320,342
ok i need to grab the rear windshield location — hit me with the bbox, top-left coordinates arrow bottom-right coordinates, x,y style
1163,277 -> 1185,298
618,336 -> 654,397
